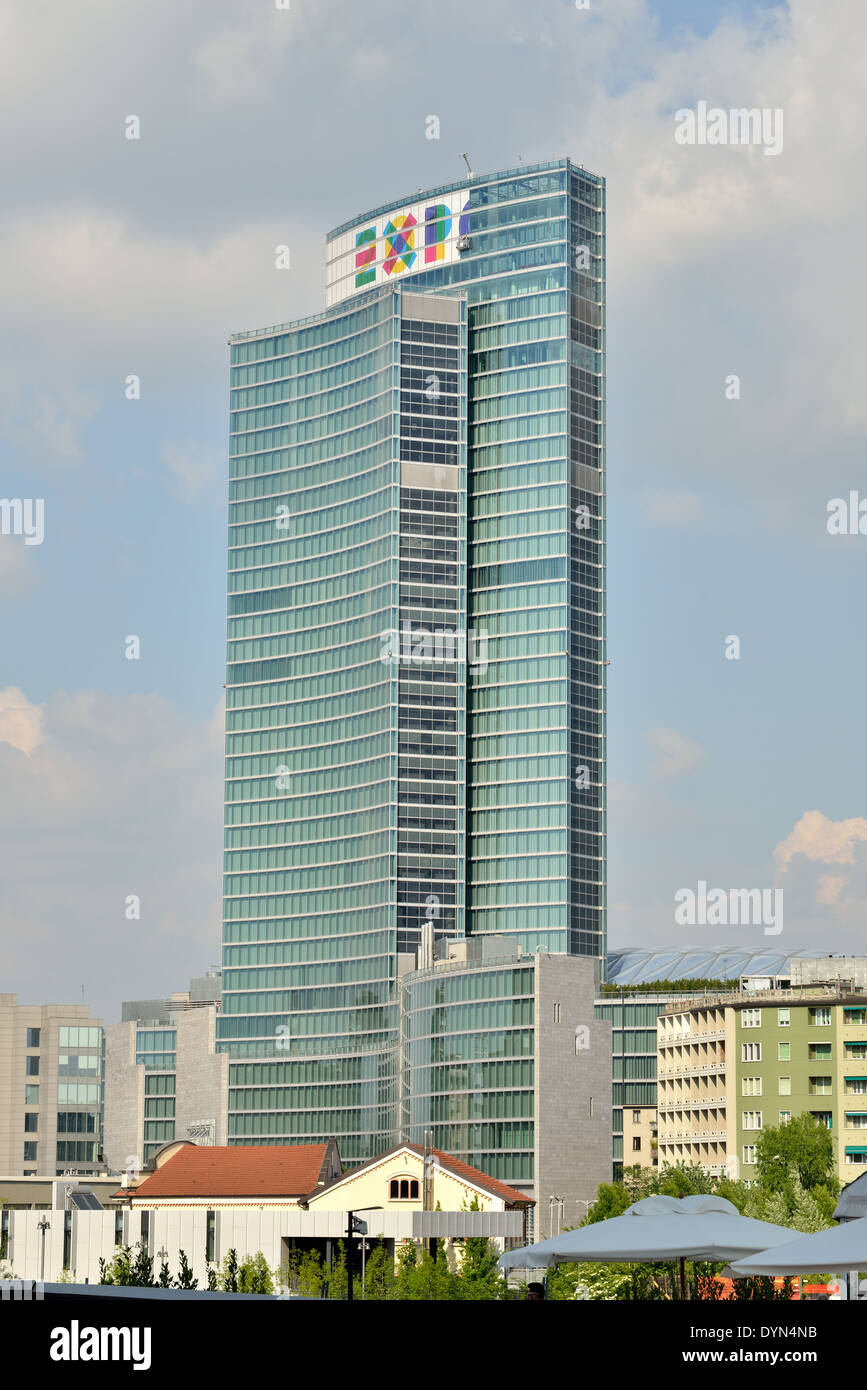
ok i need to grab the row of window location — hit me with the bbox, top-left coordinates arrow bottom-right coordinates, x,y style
740,1006 -> 867,1027
57,1084 -> 100,1104
224,889 -> 397,919
741,1041 -> 867,1062
223,958 -> 390,993
222,925 -> 392,956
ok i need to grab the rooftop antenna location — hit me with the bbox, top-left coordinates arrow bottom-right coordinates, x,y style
460,151 -> 475,179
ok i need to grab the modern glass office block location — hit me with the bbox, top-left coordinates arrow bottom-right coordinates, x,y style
401,957 -> 537,1183
326,158 -> 606,961
219,158 -> 605,1160
219,287 -> 468,1161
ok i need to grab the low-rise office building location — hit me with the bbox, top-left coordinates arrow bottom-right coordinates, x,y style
103,973 -> 228,1173
0,995 -> 104,1177
401,933 -> 611,1235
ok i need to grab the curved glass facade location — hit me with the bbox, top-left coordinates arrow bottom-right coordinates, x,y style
351,161 -> 607,958
219,158 -> 605,1162
402,960 -> 537,1182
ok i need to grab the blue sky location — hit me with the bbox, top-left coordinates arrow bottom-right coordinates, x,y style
2,0 -> 865,1022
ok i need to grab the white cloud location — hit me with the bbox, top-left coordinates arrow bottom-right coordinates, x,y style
0,214 -> 323,378
774,810 -> 867,871
0,686 -> 44,754
647,725 -> 706,780
771,811 -> 867,933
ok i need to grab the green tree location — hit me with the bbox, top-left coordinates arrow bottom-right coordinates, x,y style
99,1244 -> 134,1286
726,1275 -> 796,1302
361,1240 -> 396,1301
584,1181 -> 632,1225
284,1246 -> 326,1299
157,1259 -> 171,1288
457,1197 -> 507,1300
413,1243 -> 461,1300
789,1167 -> 831,1233
755,1113 -> 837,1194
130,1241 -> 154,1288
810,1183 -> 840,1227
548,1260 -> 632,1300
175,1250 -> 198,1290
393,1239 -> 420,1298
326,1240 -> 348,1300
238,1252 -> 274,1295
651,1163 -> 716,1198
745,1185 -> 790,1227
218,1248 -> 239,1293
713,1177 -> 750,1212
393,1240 -> 461,1300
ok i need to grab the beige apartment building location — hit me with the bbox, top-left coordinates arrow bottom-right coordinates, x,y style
657,999 -> 732,1177
657,985 -> 867,1185
0,995 -> 104,1177
623,1103 -> 659,1169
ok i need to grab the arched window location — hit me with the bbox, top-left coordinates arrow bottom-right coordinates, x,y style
389,1174 -> 419,1200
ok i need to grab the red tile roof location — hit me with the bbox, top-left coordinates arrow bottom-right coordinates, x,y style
405,1143 -> 533,1206
119,1144 -> 333,1200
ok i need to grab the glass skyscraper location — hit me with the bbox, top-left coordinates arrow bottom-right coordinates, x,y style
218,158 -> 606,1163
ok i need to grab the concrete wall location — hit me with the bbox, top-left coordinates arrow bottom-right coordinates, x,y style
1,1209 -> 120,1284
533,956 -> 612,1236
103,1023 -> 144,1174
173,1006 -> 228,1146
792,958 -> 867,989
0,1205 -> 521,1287
103,1007 -> 228,1173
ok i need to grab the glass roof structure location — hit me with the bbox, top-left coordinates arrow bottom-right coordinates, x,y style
605,946 -> 822,987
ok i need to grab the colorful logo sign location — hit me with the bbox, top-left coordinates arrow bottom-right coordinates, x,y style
354,227 -> 376,287
383,212 -> 417,276
344,193 -> 471,295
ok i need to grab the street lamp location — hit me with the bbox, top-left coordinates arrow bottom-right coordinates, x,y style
37,1218 -> 50,1283
355,1234 -> 370,1295
548,1195 -> 564,1240
345,1208 -> 381,1302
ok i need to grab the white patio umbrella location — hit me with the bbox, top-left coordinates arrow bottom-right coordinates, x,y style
729,1216 -> 867,1275
499,1194 -> 797,1295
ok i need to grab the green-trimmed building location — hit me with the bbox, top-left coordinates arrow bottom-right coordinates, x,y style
657,987 -> 867,1184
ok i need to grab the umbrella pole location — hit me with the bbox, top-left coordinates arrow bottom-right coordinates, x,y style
679,1256 -> 687,1301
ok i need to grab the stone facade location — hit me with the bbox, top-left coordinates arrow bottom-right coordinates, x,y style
534,956 -> 612,1237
